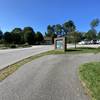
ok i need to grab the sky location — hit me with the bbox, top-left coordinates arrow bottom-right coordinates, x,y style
0,0 -> 100,34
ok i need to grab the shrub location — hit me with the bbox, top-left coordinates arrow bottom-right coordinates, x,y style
10,44 -> 17,48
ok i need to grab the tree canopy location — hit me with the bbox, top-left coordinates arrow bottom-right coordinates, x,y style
0,30 -> 3,40
23,27 -> 35,45
0,18 -> 100,46
35,32 -> 44,44
85,29 -> 97,41
63,20 -> 76,35
90,18 -> 100,29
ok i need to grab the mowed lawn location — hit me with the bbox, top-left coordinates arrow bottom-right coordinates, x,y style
79,62 -> 100,100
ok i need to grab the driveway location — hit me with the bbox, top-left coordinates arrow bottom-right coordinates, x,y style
0,53 -> 100,100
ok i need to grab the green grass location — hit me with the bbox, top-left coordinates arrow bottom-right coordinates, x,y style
47,47 -> 100,54
65,47 -> 100,54
79,62 -> 100,100
0,47 -> 100,81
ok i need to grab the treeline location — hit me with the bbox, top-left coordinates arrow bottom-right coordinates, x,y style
45,18 -> 100,43
0,20 -> 83,46
0,27 -> 44,45
45,20 -> 83,43
0,18 -> 100,47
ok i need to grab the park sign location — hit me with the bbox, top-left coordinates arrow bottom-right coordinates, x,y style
54,37 -> 66,51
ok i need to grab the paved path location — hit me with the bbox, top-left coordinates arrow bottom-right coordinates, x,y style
0,45 -> 54,69
0,53 -> 100,100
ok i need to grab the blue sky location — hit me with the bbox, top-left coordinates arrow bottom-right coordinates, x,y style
0,0 -> 100,34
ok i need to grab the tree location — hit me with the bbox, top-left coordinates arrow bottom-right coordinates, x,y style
69,31 -> 82,48
35,32 -> 44,44
46,25 -> 57,43
85,29 -> 97,41
4,32 -> 13,44
90,18 -> 100,29
0,30 -> 3,40
84,18 -> 100,42
12,28 -> 22,33
23,27 -> 35,45
97,32 -> 100,39
54,24 -> 63,36
63,20 -> 76,36
46,25 -> 55,37
11,28 -> 23,44
63,20 -> 76,49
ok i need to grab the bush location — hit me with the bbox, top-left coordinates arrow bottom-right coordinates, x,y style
21,43 -> 31,48
10,44 -> 17,48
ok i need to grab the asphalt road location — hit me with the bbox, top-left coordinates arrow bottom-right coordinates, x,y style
0,53 -> 100,100
0,44 -> 100,70
0,45 -> 54,69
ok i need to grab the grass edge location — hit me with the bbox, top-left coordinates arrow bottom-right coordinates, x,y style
78,63 -> 98,100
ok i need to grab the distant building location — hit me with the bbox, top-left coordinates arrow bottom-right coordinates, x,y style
44,37 -> 53,45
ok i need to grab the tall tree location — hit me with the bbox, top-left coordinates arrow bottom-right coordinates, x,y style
63,20 -> 76,49
46,25 -> 55,37
54,24 -> 63,37
46,25 -> 57,43
90,18 -> 100,29
63,20 -> 76,36
35,32 -> 44,44
85,29 -> 97,41
4,32 -> 13,44
11,28 -> 22,44
23,27 -> 35,45
69,31 -> 82,48
0,30 -> 3,40
12,28 -> 22,33
97,32 -> 100,39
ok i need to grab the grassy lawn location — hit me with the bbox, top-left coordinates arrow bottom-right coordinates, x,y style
65,47 -> 100,54
46,47 -> 100,54
0,47 -> 100,81
79,62 -> 100,100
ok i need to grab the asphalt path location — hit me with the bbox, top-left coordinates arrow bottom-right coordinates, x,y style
0,53 -> 100,100
0,45 -> 54,70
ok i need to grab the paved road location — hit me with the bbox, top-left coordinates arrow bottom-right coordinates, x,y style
1,44 -> 100,70
0,53 -> 100,100
0,45 -> 54,69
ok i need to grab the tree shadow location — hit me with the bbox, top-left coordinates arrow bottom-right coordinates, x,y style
65,49 -> 82,52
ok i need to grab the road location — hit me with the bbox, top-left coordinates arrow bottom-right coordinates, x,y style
0,45 -> 54,70
0,53 -> 100,100
0,44 -> 100,70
